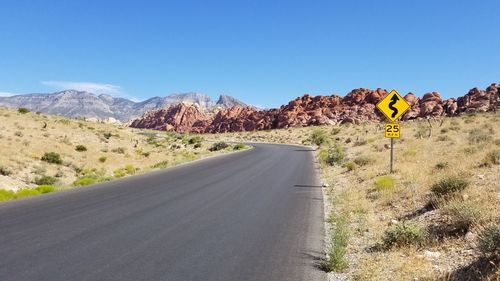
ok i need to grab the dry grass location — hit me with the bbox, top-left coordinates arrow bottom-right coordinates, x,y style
217,113 -> 500,280
0,107 -> 234,199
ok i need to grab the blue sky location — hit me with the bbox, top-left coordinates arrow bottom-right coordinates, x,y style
0,0 -> 498,107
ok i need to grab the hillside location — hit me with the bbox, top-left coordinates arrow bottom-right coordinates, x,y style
0,107 -> 244,200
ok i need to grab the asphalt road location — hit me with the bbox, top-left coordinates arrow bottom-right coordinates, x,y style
0,143 -> 325,281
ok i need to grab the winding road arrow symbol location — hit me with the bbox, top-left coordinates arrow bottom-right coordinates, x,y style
388,94 -> 399,118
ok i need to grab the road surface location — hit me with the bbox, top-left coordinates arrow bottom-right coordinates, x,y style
0,143 -> 325,281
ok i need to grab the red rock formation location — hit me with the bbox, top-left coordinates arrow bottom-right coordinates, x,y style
130,103 -> 212,133
130,83 -> 500,133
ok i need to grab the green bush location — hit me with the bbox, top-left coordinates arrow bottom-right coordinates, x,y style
0,165 -> 12,176
431,176 -> 469,197
383,221 -> 427,248
0,189 -> 15,201
353,155 -> 374,166
75,145 -> 87,152
35,185 -> 56,194
113,169 -> 126,178
321,214 -> 349,272
320,146 -> 345,166
193,143 -> 202,149
15,188 -> 41,198
18,107 -> 30,114
374,176 -> 395,193
188,136 -> 203,145
233,143 -> 246,150
41,152 -> 62,164
73,177 -> 97,186
444,201 -> 484,231
35,175 -> 57,185
311,129 -> 328,146
98,156 -> 107,163
125,164 -> 135,175
478,224 -> 500,255
343,161 -> 357,171
209,142 -> 229,152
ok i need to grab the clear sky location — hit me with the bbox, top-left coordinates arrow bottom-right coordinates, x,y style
0,0 -> 499,107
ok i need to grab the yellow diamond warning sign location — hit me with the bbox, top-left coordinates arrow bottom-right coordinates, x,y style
376,90 -> 410,122
385,123 -> 400,138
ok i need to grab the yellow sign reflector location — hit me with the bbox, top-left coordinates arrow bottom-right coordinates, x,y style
376,90 -> 410,122
385,123 -> 400,138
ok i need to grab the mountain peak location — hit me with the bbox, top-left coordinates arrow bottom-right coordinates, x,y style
215,95 -> 248,108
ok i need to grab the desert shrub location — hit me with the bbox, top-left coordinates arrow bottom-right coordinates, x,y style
436,135 -> 451,142
125,164 -> 135,175
353,155 -> 374,166
440,128 -> 449,133
320,146 -> 345,166
414,127 -> 429,139
14,131 -> 23,137
98,156 -> 107,163
321,214 -> 349,272
374,176 -> 395,193
435,162 -> 449,170
18,107 -> 30,114
0,189 -> 15,201
113,169 -> 126,178
35,185 -> 56,194
188,136 -> 203,145
343,161 -> 357,171
233,143 -> 246,150
311,129 -> 328,146
15,188 -> 41,198
483,150 -> 500,166
478,224 -> 500,256
103,132 -> 113,139
383,221 -> 427,248
111,147 -> 126,154
0,165 -> 12,176
431,176 -> 469,197
75,145 -> 87,152
444,201 -> 484,231
331,127 -> 341,135
468,129 -> 492,144
142,151 -> 151,157
73,177 -> 97,186
41,152 -> 62,164
152,160 -> 169,169
353,139 -> 367,146
35,175 -> 57,185
209,142 -> 228,152
193,143 -> 202,149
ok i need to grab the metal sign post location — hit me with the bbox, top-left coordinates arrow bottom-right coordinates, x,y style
377,90 -> 409,173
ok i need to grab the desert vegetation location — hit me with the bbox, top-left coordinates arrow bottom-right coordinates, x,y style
214,112 -> 500,280
0,107 -> 245,203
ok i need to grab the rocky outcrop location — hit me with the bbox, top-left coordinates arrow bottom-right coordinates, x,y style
130,103 -> 211,133
130,83 -> 500,133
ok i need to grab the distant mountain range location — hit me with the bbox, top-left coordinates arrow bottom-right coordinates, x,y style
0,90 -> 248,122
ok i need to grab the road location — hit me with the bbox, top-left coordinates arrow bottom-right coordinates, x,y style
0,143 -> 325,281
